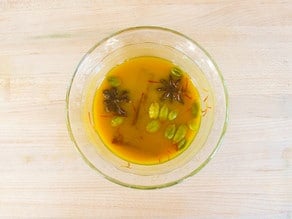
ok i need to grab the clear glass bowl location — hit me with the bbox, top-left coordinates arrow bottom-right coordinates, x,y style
66,26 -> 228,189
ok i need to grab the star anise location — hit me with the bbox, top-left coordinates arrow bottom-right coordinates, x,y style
103,87 -> 130,116
157,75 -> 184,104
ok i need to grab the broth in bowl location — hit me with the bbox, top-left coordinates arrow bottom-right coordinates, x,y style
92,56 -> 201,165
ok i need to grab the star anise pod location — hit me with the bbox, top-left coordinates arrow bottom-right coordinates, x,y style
157,75 -> 184,104
103,87 -> 130,116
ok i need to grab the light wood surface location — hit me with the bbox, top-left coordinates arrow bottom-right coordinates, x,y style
0,1 -> 291,218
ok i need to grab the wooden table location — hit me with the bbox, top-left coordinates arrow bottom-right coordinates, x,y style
1,1 -> 291,217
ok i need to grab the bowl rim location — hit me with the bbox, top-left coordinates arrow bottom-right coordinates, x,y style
66,26 -> 229,189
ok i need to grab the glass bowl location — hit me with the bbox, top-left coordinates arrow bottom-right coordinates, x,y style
66,26 -> 228,189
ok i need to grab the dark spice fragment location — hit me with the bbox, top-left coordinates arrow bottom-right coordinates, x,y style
157,75 -> 184,104
103,87 -> 130,116
132,92 -> 145,125
112,133 -> 124,144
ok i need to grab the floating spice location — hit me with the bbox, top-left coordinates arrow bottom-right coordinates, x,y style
177,138 -> 187,150
111,116 -> 124,127
146,120 -> 160,133
157,75 -> 184,104
191,102 -> 199,117
168,110 -> 178,121
132,92 -> 145,125
173,124 -> 188,143
149,102 -> 160,119
103,87 -> 130,116
159,104 -> 169,120
170,66 -> 183,78
164,124 -> 176,140
188,118 -> 200,131
107,76 -> 121,87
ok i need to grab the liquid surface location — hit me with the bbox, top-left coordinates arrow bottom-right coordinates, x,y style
93,56 -> 201,165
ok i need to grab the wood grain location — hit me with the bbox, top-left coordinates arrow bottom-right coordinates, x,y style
0,0 -> 291,218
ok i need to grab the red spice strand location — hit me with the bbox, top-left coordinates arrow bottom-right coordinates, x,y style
202,109 -> 207,116
132,103 -> 137,113
203,95 -> 209,102
126,162 -> 131,168
166,150 -> 171,161
183,80 -> 189,91
181,79 -> 190,101
99,114 -> 112,118
147,80 -> 160,83
121,162 -> 131,169
171,142 -> 179,151
88,112 -> 93,126
183,93 -> 192,100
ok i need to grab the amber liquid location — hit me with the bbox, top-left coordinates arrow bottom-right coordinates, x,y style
93,56 -> 201,165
